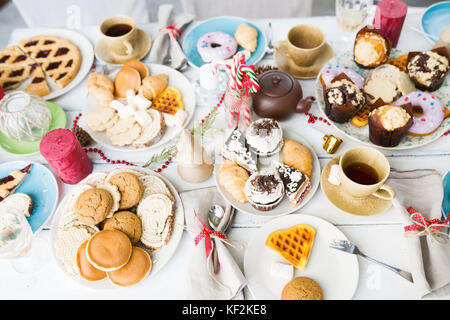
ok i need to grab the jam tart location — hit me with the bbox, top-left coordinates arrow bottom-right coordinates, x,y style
0,46 -> 37,91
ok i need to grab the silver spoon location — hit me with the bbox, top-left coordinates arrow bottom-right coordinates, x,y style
208,205 -> 225,274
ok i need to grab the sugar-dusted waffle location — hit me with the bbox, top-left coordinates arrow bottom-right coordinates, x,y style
265,224 -> 316,270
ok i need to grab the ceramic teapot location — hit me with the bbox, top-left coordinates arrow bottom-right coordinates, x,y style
252,70 -> 315,120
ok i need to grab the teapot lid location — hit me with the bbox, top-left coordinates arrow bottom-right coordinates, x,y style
259,70 -> 294,98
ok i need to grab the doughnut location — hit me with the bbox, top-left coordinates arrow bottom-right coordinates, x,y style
197,32 -> 237,62
320,64 -> 365,89
394,91 -> 446,136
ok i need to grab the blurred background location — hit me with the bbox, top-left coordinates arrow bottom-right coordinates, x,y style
0,0 -> 440,47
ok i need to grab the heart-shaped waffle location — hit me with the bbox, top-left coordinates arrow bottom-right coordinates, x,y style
387,54 -> 408,73
265,224 -> 316,270
151,87 -> 184,115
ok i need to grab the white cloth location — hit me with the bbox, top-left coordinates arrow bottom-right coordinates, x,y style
148,4 -> 194,70
388,169 -> 450,298
180,187 -> 247,300
12,0 -> 150,28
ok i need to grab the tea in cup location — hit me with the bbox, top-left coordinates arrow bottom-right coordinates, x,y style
100,15 -> 137,59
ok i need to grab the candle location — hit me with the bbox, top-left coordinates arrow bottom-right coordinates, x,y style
0,86 -> 4,100
199,63 -> 220,90
373,0 -> 407,48
40,128 -> 93,184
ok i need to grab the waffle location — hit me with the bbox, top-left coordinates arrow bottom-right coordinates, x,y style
266,224 -> 316,270
0,46 -> 34,90
387,54 -> 408,73
351,104 -> 375,127
18,35 -> 81,89
151,87 -> 184,115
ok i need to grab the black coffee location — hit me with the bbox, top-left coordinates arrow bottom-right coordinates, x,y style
344,162 -> 379,185
105,24 -> 132,37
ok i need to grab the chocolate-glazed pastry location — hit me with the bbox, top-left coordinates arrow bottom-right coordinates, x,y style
407,47 -> 449,92
353,26 -> 391,69
221,127 -> 258,172
368,104 -> 413,147
252,70 -> 315,120
274,161 -> 311,207
324,74 -> 365,123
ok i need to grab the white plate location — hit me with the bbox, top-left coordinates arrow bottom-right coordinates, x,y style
50,166 -> 185,289
83,64 -> 196,152
214,128 -> 320,217
244,214 -> 359,300
9,28 -> 94,100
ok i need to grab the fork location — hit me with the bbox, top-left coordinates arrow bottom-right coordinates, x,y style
329,239 -> 414,283
265,22 -> 274,56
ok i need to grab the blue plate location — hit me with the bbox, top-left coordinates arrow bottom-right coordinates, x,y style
443,171 -> 450,219
0,161 -> 59,233
421,1 -> 450,43
182,16 -> 267,68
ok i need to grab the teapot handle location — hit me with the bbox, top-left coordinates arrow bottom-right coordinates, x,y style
296,96 -> 315,114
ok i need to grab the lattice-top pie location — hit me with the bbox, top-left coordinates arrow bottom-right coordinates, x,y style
0,45 -> 36,91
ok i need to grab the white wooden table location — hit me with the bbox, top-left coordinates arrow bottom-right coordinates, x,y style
0,8 -> 449,300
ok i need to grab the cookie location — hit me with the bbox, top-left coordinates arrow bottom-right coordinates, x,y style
108,172 -> 144,209
103,211 -> 142,244
75,188 -> 114,225
96,182 -> 121,218
85,107 -> 118,132
281,277 -> 323,300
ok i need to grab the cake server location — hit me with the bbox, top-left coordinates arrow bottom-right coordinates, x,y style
329,239 -> 414,283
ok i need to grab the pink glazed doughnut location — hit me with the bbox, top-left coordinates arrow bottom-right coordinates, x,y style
394,91 -> 445,136
197,32 -> 238,62
320,64 -> 365,89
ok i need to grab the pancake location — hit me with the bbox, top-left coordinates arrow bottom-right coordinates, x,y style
107,246 -> 152,287
76,240 -> 107,282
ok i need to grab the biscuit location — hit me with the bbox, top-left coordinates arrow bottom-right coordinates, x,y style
103,211 -> 142,244
96,182 -> 121,218
281,277 -> 323,300
85,107 -> 117,132
108,172 -> 144,209
109,123 -> 142,146
75,188 -> 114,225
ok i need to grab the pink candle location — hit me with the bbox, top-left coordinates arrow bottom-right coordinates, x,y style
0,86 -> 4,100
373,0 -> 407,48
40,128 -> 93,184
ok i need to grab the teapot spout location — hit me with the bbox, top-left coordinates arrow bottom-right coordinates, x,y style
296,96 -> 315,114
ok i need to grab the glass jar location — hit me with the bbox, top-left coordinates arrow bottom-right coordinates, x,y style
223,86 -> 252,131
0,91 -> 51,142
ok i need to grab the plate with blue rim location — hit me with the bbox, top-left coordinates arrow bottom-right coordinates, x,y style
0,161 -> 59,233
443,170 -> 450,219
182,16 -> 267,68
421,1 -> 450,43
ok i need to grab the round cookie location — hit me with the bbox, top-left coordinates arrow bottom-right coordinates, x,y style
107,246 -> 152,287
75,188 -> 114,225
86,229 -> 132,272
76,240 -> 106,282
103,211 -> 142,244
281,277 -> 323,300
108,172 -> 144,209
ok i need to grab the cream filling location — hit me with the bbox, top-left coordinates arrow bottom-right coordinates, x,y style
244,172 -> 284,205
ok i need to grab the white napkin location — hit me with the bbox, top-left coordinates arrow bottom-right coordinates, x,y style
180,187 -> 247,300
388,168 -> 450,298
148,4 -> 194,70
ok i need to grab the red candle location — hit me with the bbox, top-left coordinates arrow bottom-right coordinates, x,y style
40,128 -> 93,184
0,86 -> 4,100
373,0 -> 407,48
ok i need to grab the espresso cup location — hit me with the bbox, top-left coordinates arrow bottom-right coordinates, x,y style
338,146 -> 395,201
286,24 -> 325,67
100,15 -> 137,59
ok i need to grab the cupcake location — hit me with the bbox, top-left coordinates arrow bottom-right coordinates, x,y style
368,104 -> 413,147
245,118 -> 283,157
407,47 -> 449,92
244,170 -> 284,211
353,26 -> 390,68
324,74 -> 365,123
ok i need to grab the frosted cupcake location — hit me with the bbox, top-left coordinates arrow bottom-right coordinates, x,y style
245,118 -> 283,157
244,170 -> 284,211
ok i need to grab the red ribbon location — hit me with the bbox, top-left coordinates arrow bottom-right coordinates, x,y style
193,210 -> 226,259
404,206 -> 450,232
160,23 -> 181,38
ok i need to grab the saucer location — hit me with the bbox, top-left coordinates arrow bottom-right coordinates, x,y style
274,40 -> 334,79
320,156 -> 392,216
94,28 -> 152,66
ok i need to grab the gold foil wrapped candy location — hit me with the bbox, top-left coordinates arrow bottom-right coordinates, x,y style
323,134 -> 342,154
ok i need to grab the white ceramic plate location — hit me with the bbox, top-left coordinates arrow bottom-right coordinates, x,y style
214,128 -> 320,217
50,166 -> 185,289
315,49 -> 450,150
83,64 -> 196,152
244,214 -> 359,300
9,27 -> 94,100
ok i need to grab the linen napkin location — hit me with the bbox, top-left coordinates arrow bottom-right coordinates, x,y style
180,187 -> 247,300
148,4 -> 194,70
388,168 -> 450,298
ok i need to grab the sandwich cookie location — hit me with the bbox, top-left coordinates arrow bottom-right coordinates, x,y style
76,240 -> 107,282
86,229 -> 132,272
107,246 -> 152,287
